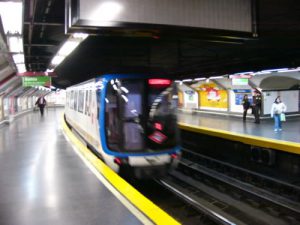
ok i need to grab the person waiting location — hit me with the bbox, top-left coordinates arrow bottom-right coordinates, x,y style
252,90 -> 262,124
270,96 -> 287,132
242,94 -> 251,122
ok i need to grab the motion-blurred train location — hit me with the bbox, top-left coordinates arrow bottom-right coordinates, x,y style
65,74 -> 181,178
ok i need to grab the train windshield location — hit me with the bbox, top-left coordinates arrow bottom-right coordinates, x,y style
105,78 -> 179,153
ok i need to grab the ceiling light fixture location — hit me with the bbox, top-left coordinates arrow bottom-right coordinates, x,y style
209,76 -> 224,79
194,78 -> 206,81
0,1 -> 22,34
49,33 -> 89,69
12,54 -> 24,64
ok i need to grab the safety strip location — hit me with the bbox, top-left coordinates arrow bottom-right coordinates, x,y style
179,122 -> 300,155
62,115 -> 181,225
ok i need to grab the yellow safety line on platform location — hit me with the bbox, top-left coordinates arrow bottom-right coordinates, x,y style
179,122 -> 300,155
62,116 -> 181,225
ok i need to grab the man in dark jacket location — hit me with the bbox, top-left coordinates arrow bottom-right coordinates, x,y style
242,94 -> 250,122
252,91 -> 262,124
35,95 -> 47,116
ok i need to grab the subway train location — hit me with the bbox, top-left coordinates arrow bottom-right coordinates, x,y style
65,74 -> 181,178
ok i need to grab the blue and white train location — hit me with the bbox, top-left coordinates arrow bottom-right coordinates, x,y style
65,74 -> 181,178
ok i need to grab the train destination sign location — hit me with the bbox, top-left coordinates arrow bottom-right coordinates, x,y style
22,76 -> 52,87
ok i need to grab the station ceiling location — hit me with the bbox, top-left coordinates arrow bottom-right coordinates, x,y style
23,0 -> 300,88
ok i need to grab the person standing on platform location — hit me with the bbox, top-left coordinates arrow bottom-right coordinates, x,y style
35,95 -> 47,116
252,90 -> 262,124
242,94 -> 251,122
271,96 -> 287,132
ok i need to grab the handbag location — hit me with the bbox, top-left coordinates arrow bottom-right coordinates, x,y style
280,113 -> 286,122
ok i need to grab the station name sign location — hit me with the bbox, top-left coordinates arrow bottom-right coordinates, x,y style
22,76 -> 52,87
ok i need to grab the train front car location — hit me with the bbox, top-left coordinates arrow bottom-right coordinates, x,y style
100,75 -> 181,178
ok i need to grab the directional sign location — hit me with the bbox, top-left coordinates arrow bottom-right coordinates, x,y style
22,76 -> 51,87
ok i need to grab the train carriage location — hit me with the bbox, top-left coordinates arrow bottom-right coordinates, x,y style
65,74 -> 181,178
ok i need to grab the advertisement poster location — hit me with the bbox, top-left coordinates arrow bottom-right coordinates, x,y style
198,83 -> 228,110
233,89 -> 252,105
178,91 -> 183,108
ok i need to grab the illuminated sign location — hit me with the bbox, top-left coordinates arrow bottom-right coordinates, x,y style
148,79 -> 171,86
22,76 -> 51,87
232,78 -> 248,86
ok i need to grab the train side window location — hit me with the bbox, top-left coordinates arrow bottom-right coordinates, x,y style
70,91 -> 74,110
78,90 -> 84,113
88,90 -> 92,116
84,90 -> 89,115
74,91 -> 78,111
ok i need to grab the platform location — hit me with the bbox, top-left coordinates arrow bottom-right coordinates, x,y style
178,111 -> 300,154
0,108 -> 145,225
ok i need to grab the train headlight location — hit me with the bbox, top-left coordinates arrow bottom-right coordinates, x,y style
113,157 -> 129,165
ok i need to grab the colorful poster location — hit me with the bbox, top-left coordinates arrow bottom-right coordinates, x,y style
197,83 -> 228,109
178,91 -> 183,108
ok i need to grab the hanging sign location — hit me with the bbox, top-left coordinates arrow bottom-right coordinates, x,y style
22,76 -> 52,87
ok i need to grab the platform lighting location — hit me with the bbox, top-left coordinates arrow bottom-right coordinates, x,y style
182,79 -> 192,82
278,67 -> 300,73
261,68 -> 289,73
253,71 -> 271,75
49,33 -> 89,68
58,41 -> 80,56
17,64 -> 26,73
209,76 -> 224,80
0,1 -> 22,34
12,54 -> 24,64
72,33 -> 88,39
51,56 -> 65,66
8,36 -> 23,53
194,78 -> 206,81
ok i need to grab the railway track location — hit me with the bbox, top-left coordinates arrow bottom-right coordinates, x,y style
181,148 -> 300,215
155,147 -> 300,224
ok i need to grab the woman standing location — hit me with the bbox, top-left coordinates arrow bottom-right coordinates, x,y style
270,96 -> 287,132
242,94 -> 251,122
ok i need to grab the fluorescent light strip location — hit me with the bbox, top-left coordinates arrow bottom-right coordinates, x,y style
12,54 -> 24,64
278,68 -> 300,73
49,33 -> 89,69
194,78 -> 206,81
0,2 -> 23,34
17,64 -> 26,73
58,41 -> 80,56
182,79 -> 192,82
8,36 -> 23,53
51,56 -> 65,65
209,76 -> 224,79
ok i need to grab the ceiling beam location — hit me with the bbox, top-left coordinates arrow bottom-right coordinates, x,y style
24,22 -> 64,26
24,43 -> 57,47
